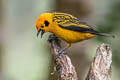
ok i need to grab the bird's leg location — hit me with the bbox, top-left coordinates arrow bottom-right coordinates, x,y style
56,43 -> 71,59
59,43 -> 71,53
48,35 -> 71,59
58,46 -> 68,54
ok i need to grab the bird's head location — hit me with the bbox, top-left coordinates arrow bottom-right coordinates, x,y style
35,13 -> 53,38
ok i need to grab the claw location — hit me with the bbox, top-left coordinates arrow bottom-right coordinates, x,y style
55,51 -> 65,60
48,34 -> 59,42
54,47 -> 67,60
58,49 -> 65,54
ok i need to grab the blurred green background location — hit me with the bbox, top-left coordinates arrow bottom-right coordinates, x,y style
0,0 -> 119,80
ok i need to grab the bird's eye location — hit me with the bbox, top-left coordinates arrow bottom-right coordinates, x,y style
44,20 -> 49,27
41,25 -> 44,28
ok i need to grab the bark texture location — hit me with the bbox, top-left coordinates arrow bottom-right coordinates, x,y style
86,44 -> 112,80
49,34 -> 78,80
49,34 -> 112,80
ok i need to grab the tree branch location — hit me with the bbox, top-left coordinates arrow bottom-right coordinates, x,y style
48,34 -> 78,80
86,44 -> 112,80
48,34 -> 112,80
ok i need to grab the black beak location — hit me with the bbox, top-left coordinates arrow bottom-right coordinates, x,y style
37,29 -> 41,37
37,29 -> 45,38
40,29 -> 45,38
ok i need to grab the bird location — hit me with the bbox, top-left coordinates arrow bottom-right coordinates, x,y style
35,12 -> 115,54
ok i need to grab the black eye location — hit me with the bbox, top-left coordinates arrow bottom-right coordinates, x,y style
41,25 -> 44,28
44,20 -> 49,27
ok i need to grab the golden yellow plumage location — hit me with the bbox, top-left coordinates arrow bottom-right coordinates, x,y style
35,12 -> 114,53
52,21 -> 96,43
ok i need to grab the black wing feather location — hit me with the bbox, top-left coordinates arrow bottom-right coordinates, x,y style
58,24 -> 99,34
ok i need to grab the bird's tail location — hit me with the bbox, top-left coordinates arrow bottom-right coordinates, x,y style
95,32 -> 115,38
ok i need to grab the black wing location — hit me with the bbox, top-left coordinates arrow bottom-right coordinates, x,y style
58,24 -> 99,34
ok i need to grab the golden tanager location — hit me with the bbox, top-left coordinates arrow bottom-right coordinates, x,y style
35,12 -> 115,54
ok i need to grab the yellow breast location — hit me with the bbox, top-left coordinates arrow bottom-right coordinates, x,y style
50,23 -> 96,43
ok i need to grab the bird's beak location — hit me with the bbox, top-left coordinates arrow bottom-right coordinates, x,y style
37,29 -> 45,38
37,29 -> 41,37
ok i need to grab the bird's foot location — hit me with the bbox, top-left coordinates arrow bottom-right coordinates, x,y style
55,48 -> 67,60
58,49 -> 66,55
48,34 -> 60,42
